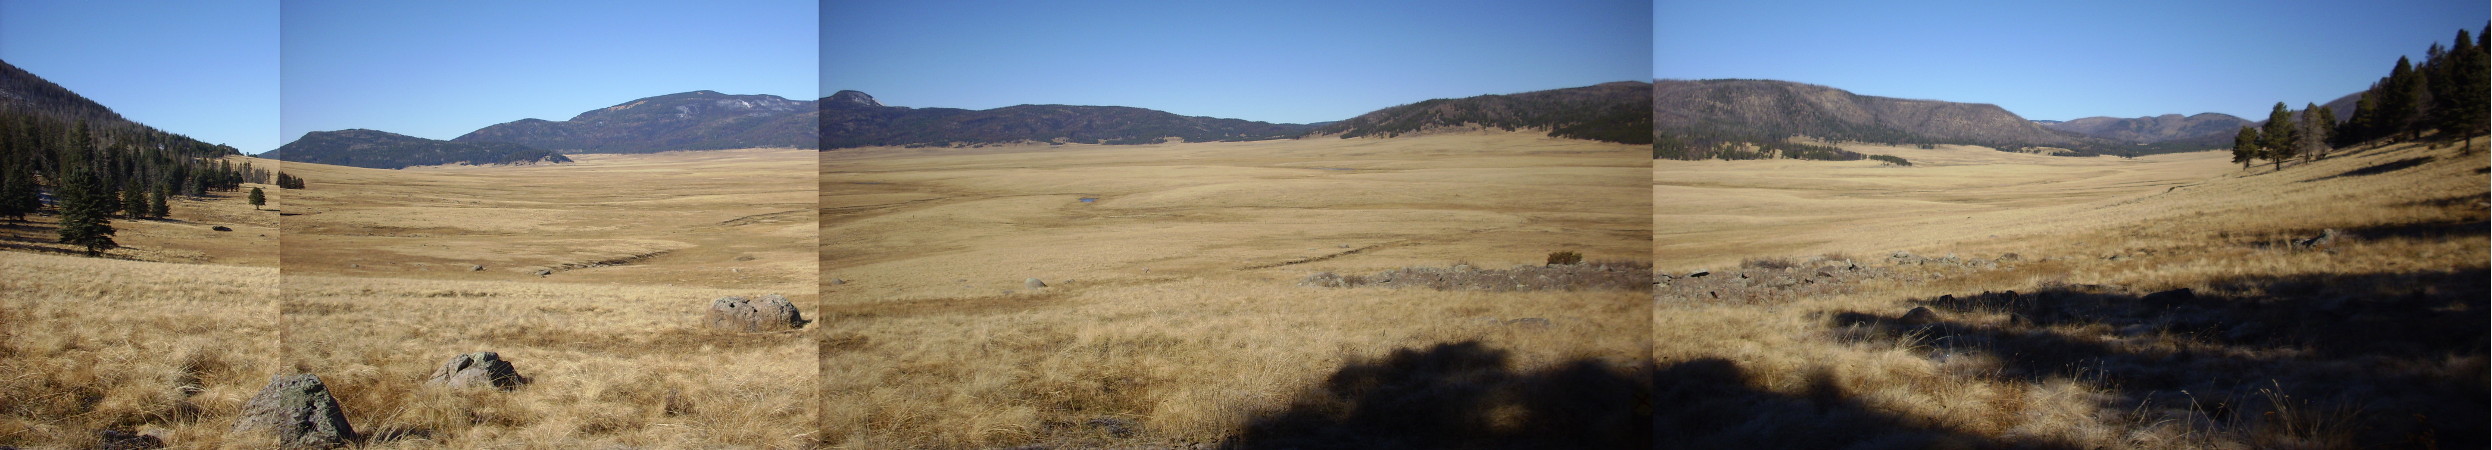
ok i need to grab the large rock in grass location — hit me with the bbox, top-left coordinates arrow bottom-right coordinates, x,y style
708,294 -> 805,332
425,352 -> 527,390
231,374 -> 354,448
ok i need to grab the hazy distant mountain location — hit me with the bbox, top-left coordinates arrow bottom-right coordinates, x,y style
820,90 -> 1314,149
457,90 -> 818,153
275,129 -> 570,169
1311,81 -> 1653,144
2037,113 -> 2251,144
1655,79 -> 2105,158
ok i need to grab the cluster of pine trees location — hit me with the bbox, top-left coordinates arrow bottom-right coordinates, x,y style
2238,26 -> 2490,168
0,111 -> 275,256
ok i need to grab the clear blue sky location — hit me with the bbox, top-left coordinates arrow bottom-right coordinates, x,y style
0,0 -> 278,151
1658,0 -> 2490,121
283,0 -> 816,151
823,0 -> 1651,124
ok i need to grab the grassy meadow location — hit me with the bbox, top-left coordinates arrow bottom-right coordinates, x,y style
0,156 -> 279,447
276,148 -> 818,447
1656,136 -> 2489,448
821,132 -> 1654,448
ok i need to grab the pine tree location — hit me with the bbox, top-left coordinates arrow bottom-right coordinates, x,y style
2380,57 -> 2425,142
148,187 -> 169,219
2300,102 -> 2333,161
2437,28 -> 2489,151
2341,92 -> 2377,147
2232,126 -> 2261,169
248,187 -> 265,210
2262,103 -> 2299,169
120,185 -> 146,219
55,122 -> 117,256
0,161 -> 31,222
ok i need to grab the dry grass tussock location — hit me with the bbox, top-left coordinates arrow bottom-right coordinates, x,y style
0,252 -> 276,448
1657,136 -> 2489,448
822,133 -> 1652,448
282,275 -> 816,448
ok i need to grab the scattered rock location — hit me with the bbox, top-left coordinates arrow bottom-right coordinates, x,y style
829,278 -> 847,285
1299,272 -> 1346,288
468,264 -> 485,271
733,254 -> 757,261
231,374 -> 354,448
96,429 -> 164,450
425,352 -> 527,390
2141,288 -> 2195,308
707,294 -> 806,332
1338,244 -> 1351,249
534,269 -> 552,277
211,225 -> 233,232
1025,278 -> 1048,288
1899,306 -> 1940,326
1688,270 -> 1710,278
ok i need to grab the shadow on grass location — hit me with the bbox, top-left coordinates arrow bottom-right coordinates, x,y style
2302,155 -> 2435,182
1828,269 -> 2489,448
1226,341 -> 1647,449
1651,358 -> 2077,450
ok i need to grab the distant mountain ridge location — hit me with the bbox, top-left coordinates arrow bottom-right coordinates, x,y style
1655,79 -> 2106,160
2036,113 -> 2251,144
456,90 -> 818,153
819,91 -> 1315,148
1312,81 -> 1653,144
821,81 -> 1653,149
275,129 -> 570,169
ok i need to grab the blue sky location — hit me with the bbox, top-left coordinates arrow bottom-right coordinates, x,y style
0,0 -> 278,151
283,0 -> 816,150
823,0 -> 1652,124
1658,0 -> 2490,121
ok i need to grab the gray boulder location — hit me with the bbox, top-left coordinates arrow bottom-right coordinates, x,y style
231,374 -> 354,448
425,352 -> 527,390
708,294 -> 806,332
1025,278 -> 1047,288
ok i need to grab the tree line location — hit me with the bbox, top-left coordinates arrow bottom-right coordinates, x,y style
2237,25 -> 2489,169
0,109 -> 291,256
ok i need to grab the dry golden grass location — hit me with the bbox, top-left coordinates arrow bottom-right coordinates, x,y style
0,252 -> 276,448
0,156 -> 281,448
276,148 -> 818,448
1656,136 -> 2489,448
822,132 -> 1652,448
